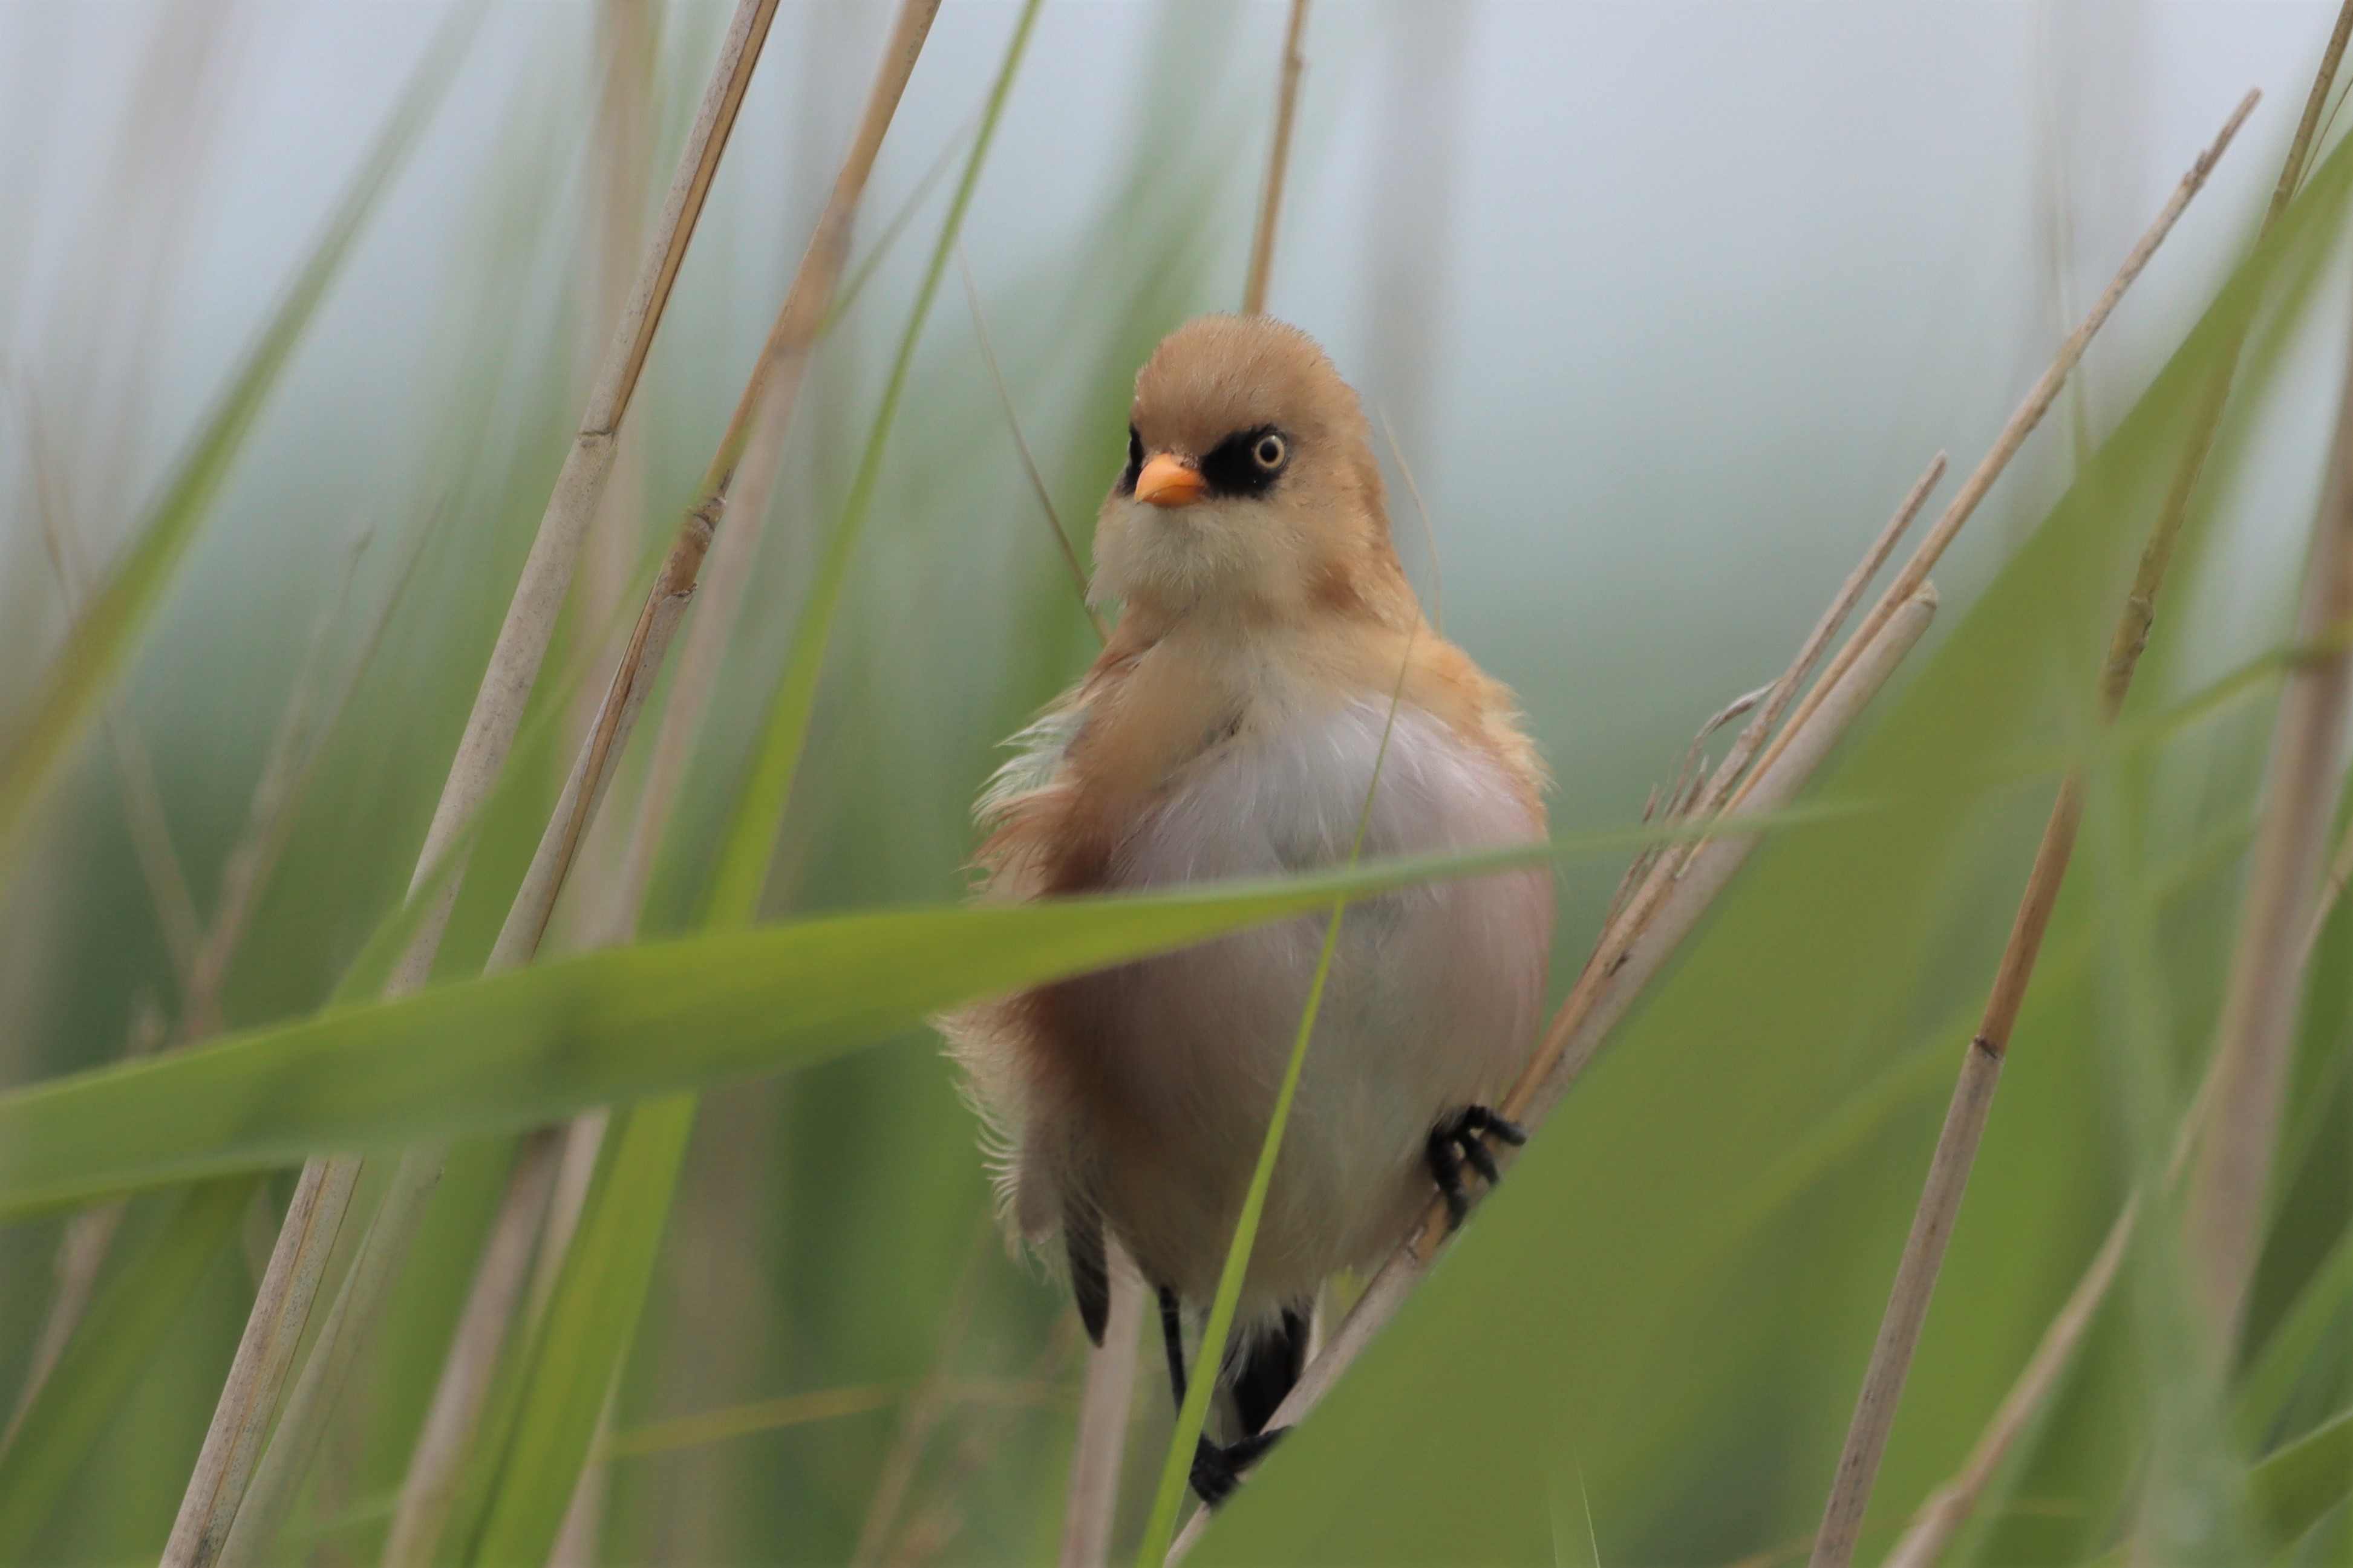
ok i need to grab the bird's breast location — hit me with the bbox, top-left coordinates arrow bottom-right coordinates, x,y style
1051,691 -> 1552,1304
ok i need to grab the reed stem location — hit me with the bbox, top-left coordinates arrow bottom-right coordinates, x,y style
1739,91 -> 2258,806
162,5 -> 786,1561
1242,0 -> 1309,317
1060,1252 -> 1144,1568
377,7 -> 944,1561
2182,290 -> 2353,1358
1804,88 -> 2279,1568
1167,587 -> 1942,1564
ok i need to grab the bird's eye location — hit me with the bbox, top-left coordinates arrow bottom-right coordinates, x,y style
1253,433 -> 1287,470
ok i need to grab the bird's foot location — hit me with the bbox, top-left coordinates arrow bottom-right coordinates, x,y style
1190,1427 -> 1286,1507
1426,1105 -> 1527,1229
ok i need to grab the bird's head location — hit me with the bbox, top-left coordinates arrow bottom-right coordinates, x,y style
1091,314 -> 1412,631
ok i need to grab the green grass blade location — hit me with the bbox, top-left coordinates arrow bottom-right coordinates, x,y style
1184,106 -> 2353,1568
463,1096 -> 696,1567
0,822 -> 1737,1218
0,1 -> 482,879
2250,1407 -> 2353,1549
700,0 -> 1044,931
0,1176 -> 259,1561
1136,649 -> 1417,1566
1134,893 -> 1349,1566
2237,1226 -> 2353,1451
454,14 -> 1064,1544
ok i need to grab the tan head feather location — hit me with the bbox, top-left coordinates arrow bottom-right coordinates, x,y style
1091,314 -> 1415,629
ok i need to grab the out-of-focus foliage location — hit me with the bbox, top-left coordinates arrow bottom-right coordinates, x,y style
1,4 -> 2349,1565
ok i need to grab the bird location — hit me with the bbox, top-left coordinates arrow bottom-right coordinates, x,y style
944,314 -> 1552,1505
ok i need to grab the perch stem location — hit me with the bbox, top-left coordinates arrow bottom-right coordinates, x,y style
1807,89 -> 2275,1568
163,5 -> 789,1563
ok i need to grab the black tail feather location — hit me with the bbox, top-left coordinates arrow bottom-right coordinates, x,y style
1227,1303 -> 1311,1438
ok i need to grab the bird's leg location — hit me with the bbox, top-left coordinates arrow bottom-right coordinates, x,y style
1157,1284 -> 1189,1407
1155,1283 -> 1290,1508
1428,1105 -> 1528,1228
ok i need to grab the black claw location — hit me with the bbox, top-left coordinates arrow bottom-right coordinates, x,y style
1425,1125 -> 1469,1227
1428,1105 -> 1526,1230
1460,1135 -> 1502,1186
1458,1104 -> 1527,1145
1190,1426 -> 1286,1507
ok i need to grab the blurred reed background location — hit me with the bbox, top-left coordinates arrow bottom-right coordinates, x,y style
1,2 -> 2350,1564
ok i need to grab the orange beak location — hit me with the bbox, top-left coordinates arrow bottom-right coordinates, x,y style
1135,452 -> 1206,508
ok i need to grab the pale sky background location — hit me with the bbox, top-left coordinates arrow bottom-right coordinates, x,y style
3,1 -> 2348,845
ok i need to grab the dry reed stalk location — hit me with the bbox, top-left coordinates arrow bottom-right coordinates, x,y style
604,350 -> 798,928
1477,455 -> 1943,1213
383,0 -> 786,991
1738,91 -> 2259,807
961,247 -> 1107,641
1700,456 -> 1946,815
1371,457 -> 1943,1281
28,437 -> 205,994
1167,588 -> 1942,1566
563,0 -> 659,821
1878,857 -> 2325,1568
855,1218 -> 996,1568
164,1155 -> 364,1568
492,0 -> 942,972
2,521 -> 409,1460
216,1147 -> 444,1568
1807,68 -> 2334,1568
374,8 -> 944,1558
163,7 -> 790,1562
2182,296 -> 2353,1355
374,1131 -> 567,1568
2301,808 -> 2353,964
885,1321 -> 1085,1568
1878,1199 -> 2136,1568
1059,1247 -> 1144,1568
1241,0 -> 1310,317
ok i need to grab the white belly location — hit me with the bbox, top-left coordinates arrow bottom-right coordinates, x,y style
1056,697 -> 1552,1312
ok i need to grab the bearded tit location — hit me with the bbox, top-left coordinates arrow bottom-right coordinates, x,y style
945,314 -> 1552,1504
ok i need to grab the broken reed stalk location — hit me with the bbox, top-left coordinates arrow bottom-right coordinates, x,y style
375,6 -> 944,1562
161,7 -> 789,1564
1806,88 -> 2278,1568
2182,292 -> 2353,1356
1740,90 -> 2259,806
1241,0 -> 1309,317
1167,588 -> 1942,1566
1843,25 -> 2353,1561
1059,1250 -> 1143,1568
1701,455 -> 1945,816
